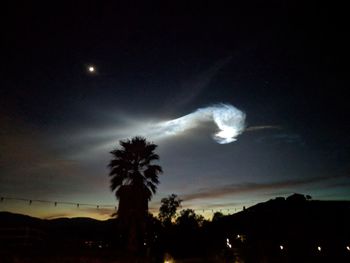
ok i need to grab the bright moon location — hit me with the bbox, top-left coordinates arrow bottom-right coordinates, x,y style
88,66 -> 95,72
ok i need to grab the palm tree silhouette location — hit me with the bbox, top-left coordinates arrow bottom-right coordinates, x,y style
108,136 -> 162,253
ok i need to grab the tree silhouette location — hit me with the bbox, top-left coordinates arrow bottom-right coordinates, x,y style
176,209 -> 205,229
173,209 -> 206,257
159,194 -> 182,225
108,136 -> 162,253
212,211 -> 224,222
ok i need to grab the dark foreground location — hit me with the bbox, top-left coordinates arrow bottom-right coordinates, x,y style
1,196 -> 350,262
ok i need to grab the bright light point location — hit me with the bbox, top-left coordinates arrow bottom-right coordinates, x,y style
346,246 -> 350,251
317,246 -> 321,252
88,66 -> 95,72
280,245 -> 284,250
164,254 -> 174,263
215,128 -> 237,143
226,237 -> 232,248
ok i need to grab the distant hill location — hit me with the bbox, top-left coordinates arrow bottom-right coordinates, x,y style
0,211 -> 118,249
0,211 -> 116,227
0,211 -> 43,227
223,195 -> 350,238
212,194 -> 350,261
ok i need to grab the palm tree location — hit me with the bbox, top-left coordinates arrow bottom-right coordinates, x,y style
108,136 -> 163,220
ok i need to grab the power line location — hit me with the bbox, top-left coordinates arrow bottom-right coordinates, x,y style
0,196 -> 243,215
0,196 -> 117,210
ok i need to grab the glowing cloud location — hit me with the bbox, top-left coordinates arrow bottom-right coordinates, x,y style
154,103 -> 246,144
65,103 -> 282,158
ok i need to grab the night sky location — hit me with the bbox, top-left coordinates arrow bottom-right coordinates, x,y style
1,2 -> 348,219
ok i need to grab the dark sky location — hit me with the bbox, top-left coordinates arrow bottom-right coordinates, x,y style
1,1 -> 349,219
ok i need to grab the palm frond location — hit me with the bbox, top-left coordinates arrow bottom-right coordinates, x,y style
108,136 -> 162,202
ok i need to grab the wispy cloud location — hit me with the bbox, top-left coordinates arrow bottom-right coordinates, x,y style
43,213 -> 72,220
182,175 -> 345,201
169,56 -> 233,109
180,201 -> 241,210
0,114 -> 79,175
0,114 -> 84,198
79,207 -> 116,218
254,132 -> 304,145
